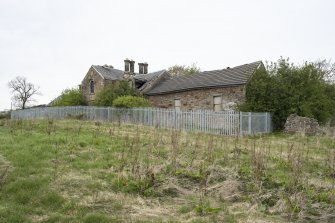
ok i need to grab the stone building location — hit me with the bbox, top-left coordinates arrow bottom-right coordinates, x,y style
81,59 -> 264,111
81,59 -> 168,104
144,61 -> 264,111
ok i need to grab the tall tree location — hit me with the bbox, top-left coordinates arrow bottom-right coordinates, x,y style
167,63 -> 201,76
8,76 -> 41,109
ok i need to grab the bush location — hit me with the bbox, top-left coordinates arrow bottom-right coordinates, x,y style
0,111 -> 10,119
112,96 -> 150,108
239,58 -> 335,130
52,88 -> 86,106
94,81 -> 137,106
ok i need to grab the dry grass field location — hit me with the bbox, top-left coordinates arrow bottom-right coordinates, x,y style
0,119 -> 334,222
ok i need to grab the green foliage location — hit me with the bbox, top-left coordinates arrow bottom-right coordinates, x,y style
0,111 -> 10,119
240,58 -> 335,129
83,213 -> 117,223
168,63 -> 201,76
52,88 -> 86,106
175,169 -> 203,182
178,205 -> 194,214
94,81 -> 137,106
194,203 -> 221,215
40,191 -> 65,210
112,96 -> 150,108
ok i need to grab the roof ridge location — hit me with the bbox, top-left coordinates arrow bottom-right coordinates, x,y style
92,64 -> 123,72
135,69 -> 166,77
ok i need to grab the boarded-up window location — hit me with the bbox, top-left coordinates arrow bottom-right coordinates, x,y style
213,96 -> 222,112
174,99 -> 181,111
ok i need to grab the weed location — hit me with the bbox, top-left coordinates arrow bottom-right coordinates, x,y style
194,202 -> 221,215
0,119 -> 334,222
178,205 -> 194,214
83,213 -> 120,223
0,165 -> 9,190
170,129 -> 181,174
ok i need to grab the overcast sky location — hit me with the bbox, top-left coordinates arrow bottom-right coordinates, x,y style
1,0 -> 334,110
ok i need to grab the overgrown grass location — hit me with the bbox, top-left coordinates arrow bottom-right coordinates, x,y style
0,119 -> 334,222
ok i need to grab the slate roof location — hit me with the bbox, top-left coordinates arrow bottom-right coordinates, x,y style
92,65 -> 124,80
145,61 -> 262,95
134,70 -> 166,82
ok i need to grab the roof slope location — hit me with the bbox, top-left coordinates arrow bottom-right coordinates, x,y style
92,65 -> 124,80
145,61 -> 262,95
134,70 -> 166,82
137,70 -> 170,93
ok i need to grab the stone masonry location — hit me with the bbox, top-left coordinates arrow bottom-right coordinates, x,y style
148,85 -> 245,111
81,67 -> 114,104
284,114 -> 322,135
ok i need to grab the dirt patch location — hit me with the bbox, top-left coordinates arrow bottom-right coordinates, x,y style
207,179 -> 241,201
308,177 -> 334,189
29,214 -> 49,222
129,204 -> 172,219
159,180 -> 195,197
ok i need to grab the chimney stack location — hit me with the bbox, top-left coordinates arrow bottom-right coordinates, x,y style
138,63 -> 144,74
138,62 -> 148,74
124,59 -> 130,72
143,63 -> 148,74
130,60 -> 135,73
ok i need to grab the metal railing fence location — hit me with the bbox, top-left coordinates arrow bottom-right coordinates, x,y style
11,106 -> 272,135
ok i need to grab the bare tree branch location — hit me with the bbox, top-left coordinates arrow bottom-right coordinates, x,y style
314,59 -> 335,83
8,76 -> 41,109
167,63 -> 201,76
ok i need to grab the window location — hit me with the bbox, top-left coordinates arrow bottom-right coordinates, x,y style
89,80 -> 95,94
174,99 -> 181,111
213,96 -> 222,112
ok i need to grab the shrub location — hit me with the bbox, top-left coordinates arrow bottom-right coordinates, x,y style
113,96 -> 150,108
0,111 -> 10,119
94,81 -> 137,106
239,58 -> 335,130
52,88 -> 86,106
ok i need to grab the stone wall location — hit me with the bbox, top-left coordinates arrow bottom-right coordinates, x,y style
284,114 -> 322,135
81,67 -> 114,105
147,86 -> 245,111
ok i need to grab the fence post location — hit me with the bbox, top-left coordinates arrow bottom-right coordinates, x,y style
107,107 -> 110,122
265,112 -> 268,133
239,112 -> 242,135
173,109 -> 176,129
248,112 -> 252,135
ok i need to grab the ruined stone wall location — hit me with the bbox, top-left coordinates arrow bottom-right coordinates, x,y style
147,86 -> 245,111
284,114 -> 322,135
